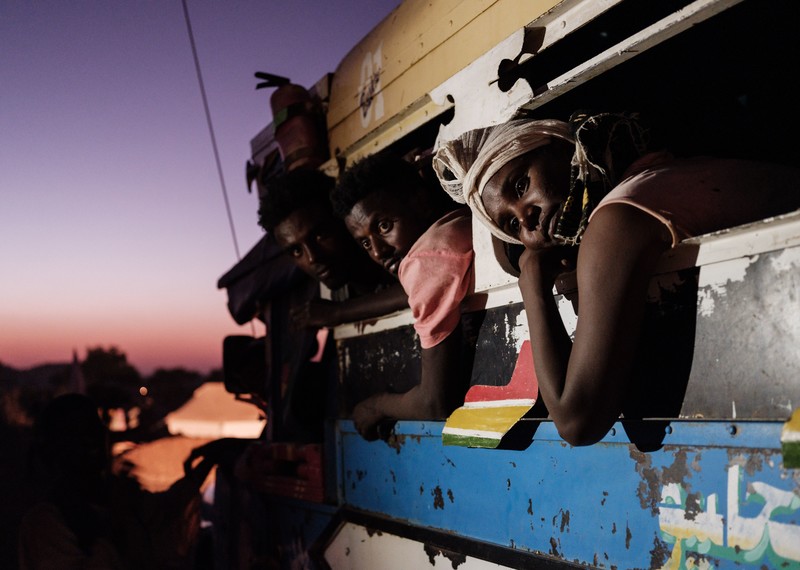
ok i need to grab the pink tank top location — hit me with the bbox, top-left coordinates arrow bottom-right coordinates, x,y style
590,151 -> 800,246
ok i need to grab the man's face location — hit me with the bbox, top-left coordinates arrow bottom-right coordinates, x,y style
344,191 -> 430,276
273,203 -> 356,290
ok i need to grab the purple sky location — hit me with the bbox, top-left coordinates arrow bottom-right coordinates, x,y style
1,0 -> 400,374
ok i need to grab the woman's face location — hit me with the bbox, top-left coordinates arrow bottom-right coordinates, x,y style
481,144 -> 572,250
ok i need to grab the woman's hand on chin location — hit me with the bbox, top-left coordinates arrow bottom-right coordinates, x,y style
518,245 -> 576,293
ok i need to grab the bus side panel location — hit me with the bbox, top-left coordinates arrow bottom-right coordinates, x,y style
336,420 -> 798,568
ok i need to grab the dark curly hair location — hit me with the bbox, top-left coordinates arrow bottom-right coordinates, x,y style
258,168 -> 336,232
330,152 -> 426,218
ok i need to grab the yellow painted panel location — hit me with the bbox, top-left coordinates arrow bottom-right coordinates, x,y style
328,0 -> 560,157
327,0 -> 485,128
445,405 -> 532,432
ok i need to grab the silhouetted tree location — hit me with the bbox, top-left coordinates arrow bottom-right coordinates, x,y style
82,346 -> 141,410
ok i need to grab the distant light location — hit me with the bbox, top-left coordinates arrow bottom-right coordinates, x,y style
109,408 -> 127,432
139,386 -> 148,397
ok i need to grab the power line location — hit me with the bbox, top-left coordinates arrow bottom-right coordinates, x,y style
181,0 -> 242,260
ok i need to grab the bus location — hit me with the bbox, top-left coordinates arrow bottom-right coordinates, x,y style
218,0 -> 800,567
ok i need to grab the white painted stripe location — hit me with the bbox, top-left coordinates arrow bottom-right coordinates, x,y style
518,0 -> 745,113
781,431 -> 800,444
442,426 -> 503,439
460,399 -> 536,409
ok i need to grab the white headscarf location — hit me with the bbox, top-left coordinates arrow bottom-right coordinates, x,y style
432,119 -> 574,244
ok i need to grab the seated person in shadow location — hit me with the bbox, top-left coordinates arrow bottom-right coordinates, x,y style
258,168 -> 408,328
331,152 -> 475,440
19,393 -> 246,570
433,111 -> 800,447
19,393 -> 125,570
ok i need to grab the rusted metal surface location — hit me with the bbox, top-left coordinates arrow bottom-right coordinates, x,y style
337,420 -> 799,568
682,247 -> 800,420
321,511 -> 586,569
337,305 -> 525,413
337,323 -> 420,415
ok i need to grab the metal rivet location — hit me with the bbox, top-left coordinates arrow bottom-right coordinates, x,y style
728,425 -> 738,436
665,425 -> 673,435
609,428 -> 616,436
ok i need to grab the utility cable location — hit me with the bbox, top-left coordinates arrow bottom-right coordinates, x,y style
181,0 -> 242,260
183,0 -> 256,337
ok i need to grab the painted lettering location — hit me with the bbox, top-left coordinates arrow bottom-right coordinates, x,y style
359,44 -> 384,128
657,463 -> 800,567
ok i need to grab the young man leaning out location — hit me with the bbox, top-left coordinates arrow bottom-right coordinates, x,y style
258,168 -> 408,328
331,152 -> 475,440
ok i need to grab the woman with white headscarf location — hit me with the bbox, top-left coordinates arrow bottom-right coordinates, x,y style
434,111 -> 800,446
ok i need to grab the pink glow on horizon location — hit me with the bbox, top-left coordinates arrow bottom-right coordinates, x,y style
1,293 -> 266,375
1,1 -> 400,374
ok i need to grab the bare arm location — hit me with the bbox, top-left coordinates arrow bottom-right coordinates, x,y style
352,324 -> 464,440
292,283 -> 409,328
520,204 -> 671,446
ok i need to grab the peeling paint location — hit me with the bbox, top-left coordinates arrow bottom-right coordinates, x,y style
697,255 -> 758,316
690,453 -> 702,473
423,544 -> 467,569
549,536 -> 561,557
683,492 -> 702,521
631,449 -> 661,515
727,450 -> 770,477
432,486 -> 445,509
447,489 -> 454,503
509,311 -> 528,353
625,524 -> 632,549
631,447 -> 698,517
769,246 -> 800,273
527,499 -> 533,515
662,449 -> 691,484
342,346 -> 351,375
384,432 -> 405,454
554,294 -> 578,338
559,509 -> 570,533
650,536 -> 672,568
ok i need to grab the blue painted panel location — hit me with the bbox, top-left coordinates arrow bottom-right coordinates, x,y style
338,420 -> 800,569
